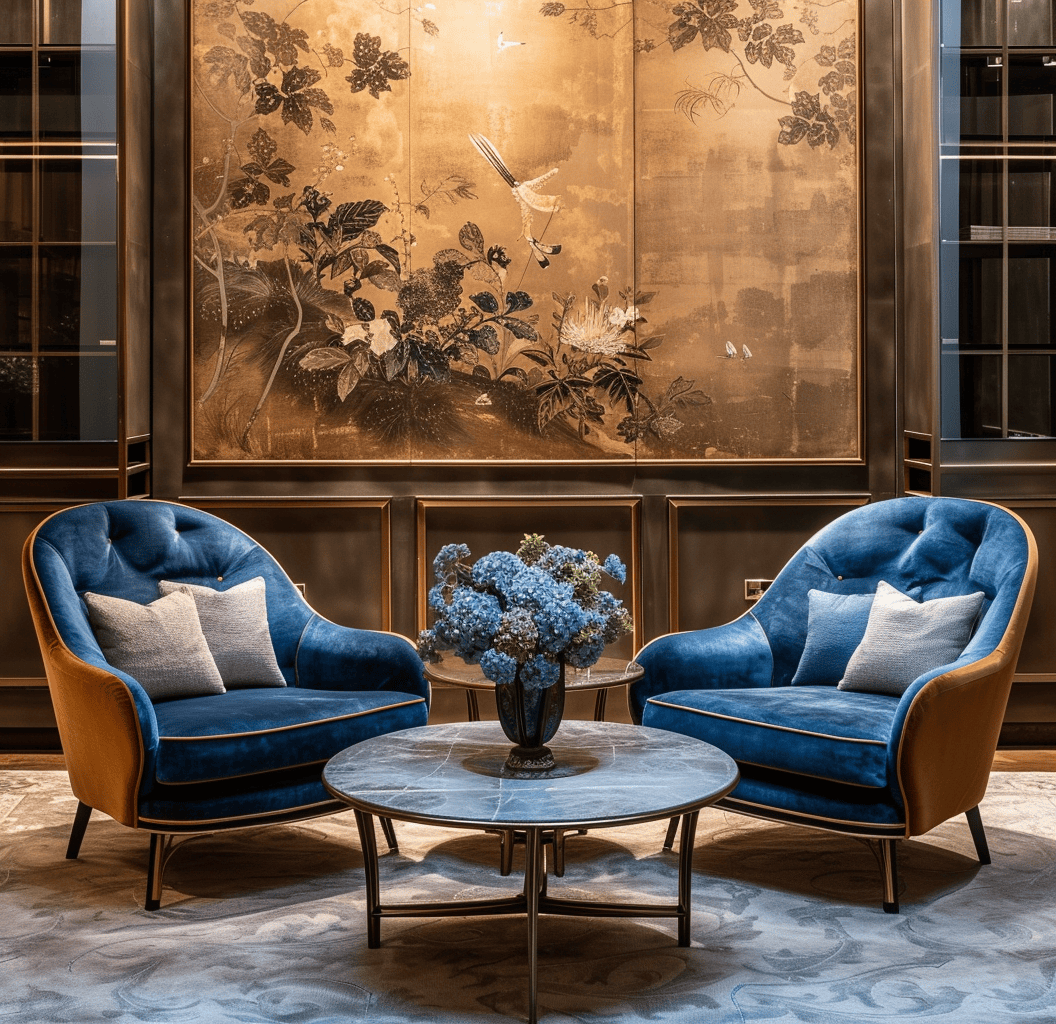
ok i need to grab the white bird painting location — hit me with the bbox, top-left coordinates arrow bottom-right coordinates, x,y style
468,133 -> 562,268
724,340 -> 737,358
497,31 -> 525,50
742,344 -> 752,360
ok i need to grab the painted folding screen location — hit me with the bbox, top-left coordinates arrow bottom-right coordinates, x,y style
190,0 -> 859,464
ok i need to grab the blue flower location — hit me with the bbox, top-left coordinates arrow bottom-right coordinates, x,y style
603,554 -> 626,584
520,654 -> 561,691
470,550 -> 523,596
433,543 -> 471,584
480,648 -> 518,686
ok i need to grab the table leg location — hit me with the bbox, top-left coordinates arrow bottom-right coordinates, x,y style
677,810 -> 699,947
592,689 -> 608,721
466,690 -> 481,721
354,809 -> 382,948
524,827 -> 542,1024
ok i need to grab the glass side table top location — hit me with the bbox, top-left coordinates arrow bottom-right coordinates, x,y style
423,654 -> 643,692
423,655 -> 644,723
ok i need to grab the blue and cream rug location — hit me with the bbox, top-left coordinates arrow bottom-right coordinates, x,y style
2,770 -> 1055,1023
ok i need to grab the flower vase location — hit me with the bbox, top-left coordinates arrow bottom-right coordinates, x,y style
494,661 -> 566,772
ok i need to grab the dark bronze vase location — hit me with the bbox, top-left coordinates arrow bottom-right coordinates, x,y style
494,661 -> 566,772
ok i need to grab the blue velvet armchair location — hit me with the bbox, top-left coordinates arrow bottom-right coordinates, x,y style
629,497 -> 1037,912
22,499 -> 429,909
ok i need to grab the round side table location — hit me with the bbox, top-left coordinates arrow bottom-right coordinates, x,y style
323,720 -> 738,1024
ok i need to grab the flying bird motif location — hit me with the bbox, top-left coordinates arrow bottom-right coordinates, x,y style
724,340 -> 737,358
497,31 -> 525,50
742,344 -> 752,360
468,132 -> 562,268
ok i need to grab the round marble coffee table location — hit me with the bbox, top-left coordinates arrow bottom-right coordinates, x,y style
323,719 -> 738,1024
424,654 -> 644,722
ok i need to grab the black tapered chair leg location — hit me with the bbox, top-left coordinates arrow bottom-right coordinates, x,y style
66,801 -> 92,860
966,805 -> 991,865
662,815 -> 680,851
379,816 -> 398,853
879,838 -> 899,914
145,833 -> 167,911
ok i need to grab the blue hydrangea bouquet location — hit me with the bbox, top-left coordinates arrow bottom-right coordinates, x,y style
417,534 -> 631,771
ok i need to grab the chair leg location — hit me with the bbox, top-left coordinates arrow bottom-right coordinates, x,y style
663,815 -> 680,851
379,816 -> 398,853
66,801 -> 92,860
879,838 -> 899,914
145,833 -> 167,911
965,805 -> 991,865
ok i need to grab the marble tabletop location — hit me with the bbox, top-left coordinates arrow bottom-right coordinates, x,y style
323,720 -> 739,831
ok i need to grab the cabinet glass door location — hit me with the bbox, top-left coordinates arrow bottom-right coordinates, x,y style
0,0 -> 117,442
940,0 -> 1056,438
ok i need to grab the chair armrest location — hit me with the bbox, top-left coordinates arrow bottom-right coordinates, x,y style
628,612 -> 774,723
891,650 -> 1016,837
39,642 -> 159,829
294,615 -> 429,701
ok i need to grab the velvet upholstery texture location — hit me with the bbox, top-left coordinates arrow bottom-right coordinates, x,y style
631,497 -> 1038,903
789,590 -> 874,685
22,499 -> 430,906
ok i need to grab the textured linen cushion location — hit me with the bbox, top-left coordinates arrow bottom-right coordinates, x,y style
791,590 -> 875,685
158,577 -> 287,689
837,580 -> 985,696
84,590 -> 226,701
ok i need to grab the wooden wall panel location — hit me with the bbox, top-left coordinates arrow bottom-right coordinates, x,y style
668,496 -> 868,633
188,500 -> 392,634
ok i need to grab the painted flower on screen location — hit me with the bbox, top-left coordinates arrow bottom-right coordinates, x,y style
341,319 -> 399,357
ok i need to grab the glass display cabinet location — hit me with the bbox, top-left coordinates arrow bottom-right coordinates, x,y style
0,0 -> 150,499
939,0 -> 1056,439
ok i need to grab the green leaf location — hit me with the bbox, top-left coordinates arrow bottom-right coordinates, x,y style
300,348 -> 351,371
459,222 -> 486,256
337,361 -> 362,400
374,243 -> 402,275
469,324 -> 499,355
352,297 -> 376,322
331,200 -> 387,241
497,316 -> 538,341
203,46 -> 250,93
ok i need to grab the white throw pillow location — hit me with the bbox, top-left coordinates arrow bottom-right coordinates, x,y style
84,590 -> 226,701
158,576 -> 287,688
837,580 -> 985,696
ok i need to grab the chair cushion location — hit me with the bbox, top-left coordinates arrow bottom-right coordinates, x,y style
84,590 -> 226,701
159,577 -> 287,689
151,687 -> 429,785
838,580 -> 985,696
643,686 -> 900,789
790,590 -> 874,685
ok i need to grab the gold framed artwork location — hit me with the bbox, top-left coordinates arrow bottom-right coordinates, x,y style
190,1 -> 860,465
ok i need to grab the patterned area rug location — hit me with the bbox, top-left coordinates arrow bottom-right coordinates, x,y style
1,770 -> 1055,1023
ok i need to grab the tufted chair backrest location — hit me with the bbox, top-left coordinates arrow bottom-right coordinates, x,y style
29,500 -> 312,684
751,496 -> 1034,687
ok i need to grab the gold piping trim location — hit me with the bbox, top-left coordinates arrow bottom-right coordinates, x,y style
137,798 -> 343,829
720,796 -> 906,833
157,696 -> 426,741
646,698 -> 887,745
